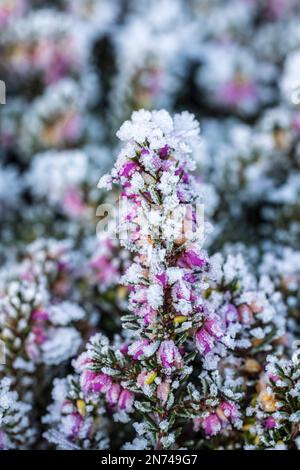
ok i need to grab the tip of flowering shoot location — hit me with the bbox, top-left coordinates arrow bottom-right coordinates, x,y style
145,371 -> 157,385
76,399 -> 86,417
173,316 -> 187,325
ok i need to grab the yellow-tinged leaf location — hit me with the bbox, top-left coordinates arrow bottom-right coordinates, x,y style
174,316 -> 187,325
145,371 -> 157,385
77,399 -> 86,417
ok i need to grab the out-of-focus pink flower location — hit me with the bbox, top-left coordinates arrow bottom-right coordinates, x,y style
66,412 -> 84,439
219,79 -> 258,107
62,188 -> 87,218
61,113 -> 82,144
0,0 -> 26,27
32,326 -> 48,345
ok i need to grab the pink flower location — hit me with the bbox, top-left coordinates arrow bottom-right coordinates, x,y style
157,340 -> 183,370
223,304 -> 239,325
264,417 -> 277,429
62,188 -> 87,218
269,374 -> 280,383
119,161 -> 139,178
157,382 -> 170,405
219,401 -> 239,422
293,114 -> 300,134
265,0 -> 294,19
178,249 -> 207,269
0,0 -> 26,27
90,253 -> 118,285
128,339 -> 150,360
65,412 -> 84,439
201,413 -> 222,437
62,113 -> 82,143
219,79 -> 258,107
158,145 -> 170,158
32,326 -> 48,345
155,272 -> 168,289
81,370 -> 112,395
137,370 -> 148,387
172,281 -> 191,301
25,342 -> 40,360
195,329 -> 215,355
204,317 -> 224,339
30,309 -> 49,322
118,389 -> 134,412
106,383 -> 121,406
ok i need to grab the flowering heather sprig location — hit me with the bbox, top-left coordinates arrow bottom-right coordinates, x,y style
72,109 -> 243,449
0,378 -> 34,450
245,356 -> 300,450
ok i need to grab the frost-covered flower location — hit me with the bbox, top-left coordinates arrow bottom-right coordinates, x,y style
43,375 -> 109,450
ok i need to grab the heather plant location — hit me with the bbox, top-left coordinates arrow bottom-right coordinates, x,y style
45,110 -> 245,450
1,0 -> 300,453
